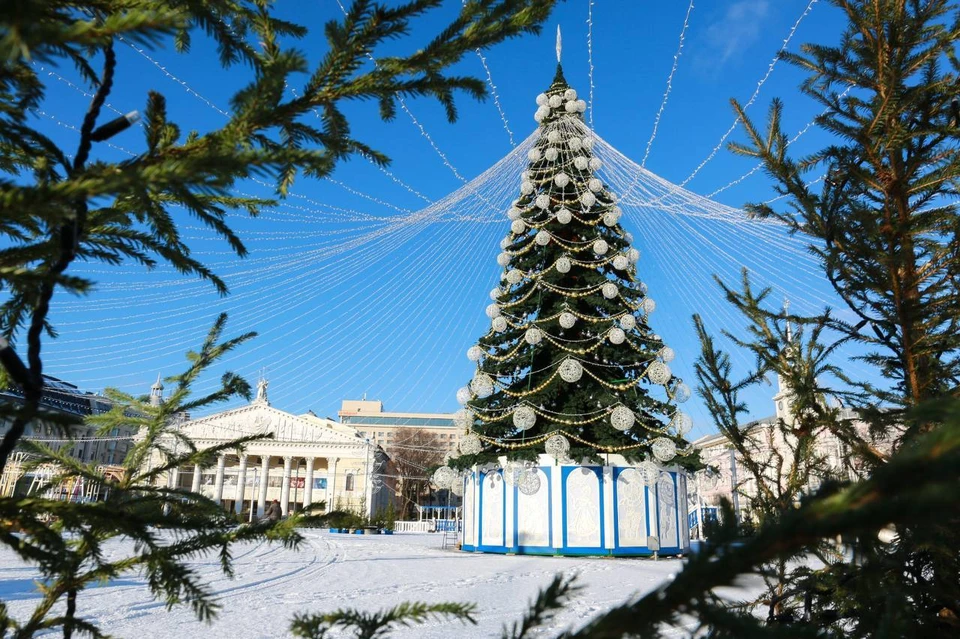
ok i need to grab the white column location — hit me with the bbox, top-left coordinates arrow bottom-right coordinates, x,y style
234,455 -> 248,514
258,455 -> 270,518
280,456 -> 293,516
364,443 -> 374,518
191,464 -> 202,493
213,454 -> 227,505
304,457 -> 315,509
326,457 -> 339,510
169,467 -> 179,491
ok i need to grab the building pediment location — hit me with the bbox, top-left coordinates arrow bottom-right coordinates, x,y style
182,403 -> 363,446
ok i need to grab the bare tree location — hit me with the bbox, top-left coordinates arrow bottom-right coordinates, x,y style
382,428 -> 445,519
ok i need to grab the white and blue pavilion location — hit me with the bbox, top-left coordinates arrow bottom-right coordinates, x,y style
460,456 -> 689,556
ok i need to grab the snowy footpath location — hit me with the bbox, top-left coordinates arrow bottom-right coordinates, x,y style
0,531 -> 736,637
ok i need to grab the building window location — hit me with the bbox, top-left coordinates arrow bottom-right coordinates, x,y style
345,473 -> 355,491
377,432 -> 384,437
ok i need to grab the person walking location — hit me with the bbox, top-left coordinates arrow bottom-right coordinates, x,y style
264,499 -> 282,522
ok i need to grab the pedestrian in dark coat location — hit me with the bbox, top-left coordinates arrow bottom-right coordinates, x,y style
265,499 -> 282,522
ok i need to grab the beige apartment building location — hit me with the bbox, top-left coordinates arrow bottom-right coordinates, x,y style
338,399 -> 460,453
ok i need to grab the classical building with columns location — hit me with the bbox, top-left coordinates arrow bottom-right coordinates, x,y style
156,380 -> 392,519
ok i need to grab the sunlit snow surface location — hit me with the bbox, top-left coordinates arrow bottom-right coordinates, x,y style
0,531 -> 758,637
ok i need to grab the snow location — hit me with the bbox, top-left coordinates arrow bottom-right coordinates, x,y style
0,532 -> 731,637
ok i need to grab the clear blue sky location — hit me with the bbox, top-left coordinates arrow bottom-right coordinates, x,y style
27,1 -> 862,441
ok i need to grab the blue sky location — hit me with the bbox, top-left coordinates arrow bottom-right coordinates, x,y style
25,0 -> 863,441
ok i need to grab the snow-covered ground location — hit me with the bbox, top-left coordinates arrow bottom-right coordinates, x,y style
0,531 -> 742,637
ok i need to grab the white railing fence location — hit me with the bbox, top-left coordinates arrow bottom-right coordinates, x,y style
394,520 -> 435,533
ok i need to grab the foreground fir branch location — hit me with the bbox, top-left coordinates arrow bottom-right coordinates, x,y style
0,0 -> 559,475
559,399 -> 960,638
290,601 -> 478,639
0,315 -> 317,638
722,0 -> 960,632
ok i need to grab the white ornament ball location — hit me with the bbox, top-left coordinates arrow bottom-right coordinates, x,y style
459,433 -> 482,455
433,466 -> 456,489
548,94 -> 562,108
620,314 -> 637,330
535,230 -> 551,246
490,286 -> 502,300
670,412 -> 693,437
565,100 -> 577,113
611,405 -> 636,431
559,358 -> 583,383
527,147 -> 541,162
507,206 -> 521,220
518,468 -> 541,495
534,106 -> 549,122
593,239 -> 609,255
568,137 -> 582,151
639,281 -> 648,294
536,93 -> 548,106
485,303 -> 501,319
642,298 -> 657,314
497,252 -> 511,267
659,346 -> 675,362
651,437 -> 677,463
582,137 -> 594,150
672,381 -> 692,403
545,433 -> 571,458
511,219 -> 526,235
513,405 -> 537,430
624,232 -> 634,243
627,248 -> 641,263
547,130 -> 561,143
556,208 -> 572,224
602,282 -> 619,299
555,256 -> 572,273
554,172 -> 570,187
563,88 -> 577,101
574,156 -> 589,170
450,479 -> 464,497
603,211 -> 620,226
647,361 -> 672,385
524,327 -> 543,345
638,460 -> 660,486
471,373 -> 494,398
521,170 -> 531,180
492,316 -> 508,332
545,148 -> 559,162
467,346 -> 483,361
589,158 -> 602,171
453,408 -> 473,429
588,178 -> 603,192
559,312 -> 576,329
506,269 -> 523,285
576,99 -> 587,113
581,191 -> 597,208
608,327 -> 626,345
520,180 -> 534,194
613,254 -> 630,270
456,386 -> 472,405
535,194 -> 550,209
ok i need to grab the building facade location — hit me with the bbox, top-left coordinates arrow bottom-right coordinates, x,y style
338,399 -> 460,453
156,381 -> 393,519
0,376 -> 136,497
690,371 -> 898,524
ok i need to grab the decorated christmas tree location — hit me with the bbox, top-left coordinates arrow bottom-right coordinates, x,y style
441,61 -> 695,494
